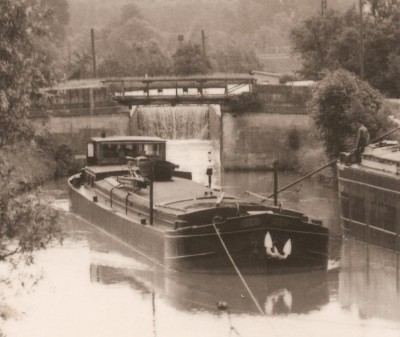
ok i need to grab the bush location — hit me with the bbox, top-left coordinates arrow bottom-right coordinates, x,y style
287,127 -> 301,150
309,69 -> 394,160
228,92 -> 263,113
34,130 -> 80,177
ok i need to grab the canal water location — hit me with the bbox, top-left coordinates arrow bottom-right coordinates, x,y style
3,141 -> 400,337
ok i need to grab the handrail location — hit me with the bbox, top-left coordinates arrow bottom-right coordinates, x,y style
125,192 -> 133,215
110,183 -> 122,208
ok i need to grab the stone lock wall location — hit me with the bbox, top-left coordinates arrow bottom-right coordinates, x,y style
221,112 -> 314,170
29,83 -> 316,170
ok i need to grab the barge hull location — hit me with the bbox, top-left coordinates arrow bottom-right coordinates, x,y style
69,179 -> 328,273
338,164 -> 400,252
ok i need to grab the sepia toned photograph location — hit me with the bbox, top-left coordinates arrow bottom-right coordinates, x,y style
1,1 -> 400,336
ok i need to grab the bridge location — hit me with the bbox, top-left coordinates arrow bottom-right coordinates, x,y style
101,75 -> 256,106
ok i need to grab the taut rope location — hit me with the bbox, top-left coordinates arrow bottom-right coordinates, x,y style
211,221 -> 265,315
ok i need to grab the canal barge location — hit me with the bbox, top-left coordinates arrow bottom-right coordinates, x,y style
338,141 -> 400,251
68,136 -> 329,273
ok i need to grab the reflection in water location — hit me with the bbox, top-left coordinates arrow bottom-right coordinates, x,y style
339,238 -> 400,322
89,263 -> 333,316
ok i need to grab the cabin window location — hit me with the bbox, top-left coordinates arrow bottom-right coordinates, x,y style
87,143 -> 94,157
138,144 -> 145,156
125,144 -> 139,157
102,143 -> 117,158
351,197 -> 365,223
144,143 -> 162,157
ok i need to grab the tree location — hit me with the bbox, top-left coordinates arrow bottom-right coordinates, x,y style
291,4 -> 400,97
97,41 -> 170,77
68,51 -> 93,80
0,0 -> 66,147
89,4 -> 170,78
172,42 -> 209,75
0,0 -> 61,272
290,9 -> 359,80
309,69 -> 393,160
40,0 -> 70,43
210,46 -> 261,73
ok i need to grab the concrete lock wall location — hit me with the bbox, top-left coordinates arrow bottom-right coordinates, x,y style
29,83 -> 316,170
221,112 -> 314,170
219,84 -> 314,170
209,104 -> 223,169
29,85 -> 131,154
31,113 -> 131,154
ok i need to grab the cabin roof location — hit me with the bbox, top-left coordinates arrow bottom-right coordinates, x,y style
364,143 -> 400,164
91,136 -> 166,143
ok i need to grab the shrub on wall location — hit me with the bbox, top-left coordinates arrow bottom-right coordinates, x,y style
228,92 -> 263,114
287,127 -> 301,150
34,130 -> 80,177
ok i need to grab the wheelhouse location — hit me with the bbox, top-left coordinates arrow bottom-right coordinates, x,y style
86,136 -> 167,166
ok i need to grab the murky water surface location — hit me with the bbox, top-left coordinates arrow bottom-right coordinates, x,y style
3,141 -> 400,337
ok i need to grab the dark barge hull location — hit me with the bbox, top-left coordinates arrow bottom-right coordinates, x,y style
337,163 -> 400,251
68,177 -> 329,273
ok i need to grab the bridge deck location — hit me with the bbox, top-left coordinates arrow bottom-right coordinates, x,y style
102,75 -> 255,106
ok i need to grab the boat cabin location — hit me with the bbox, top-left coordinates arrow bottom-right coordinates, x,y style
86,136 -> 167,166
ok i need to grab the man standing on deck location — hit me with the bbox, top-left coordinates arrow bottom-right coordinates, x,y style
355,120 -> 370,163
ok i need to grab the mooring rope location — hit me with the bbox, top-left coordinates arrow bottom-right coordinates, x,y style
211,221 -> 265,315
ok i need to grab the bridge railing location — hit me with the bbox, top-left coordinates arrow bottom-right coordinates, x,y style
101,75 -> 256,105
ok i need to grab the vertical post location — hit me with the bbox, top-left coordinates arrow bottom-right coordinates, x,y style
178,34 -> 184,48
149,162 -> 154,225
150,179 -> 154,225
321,0 -> 327,16
67,40 -> 71,66
273,161 -> 278,206
91,28 -> 97,78
201,30 -> 206,63
359,0 -> 365,80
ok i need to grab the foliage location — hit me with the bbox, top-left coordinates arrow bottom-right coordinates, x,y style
279,74 -> 299,84
40,0 -> 70,42
291,3 -> 400,96
97,41 -> 170,77
309,69 -> 393,160
0,147 -> 61,264
0,0 -> 64,281
172,42 -> 209,75
74,3 -> 171,79
34,129 -> 80,177
210,46 -> 261,73
67,52 -> 93,80
0,0 -> 65,148
228,93 -> 263,113
287,127 -> 301,151
290,9 -> 359,80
